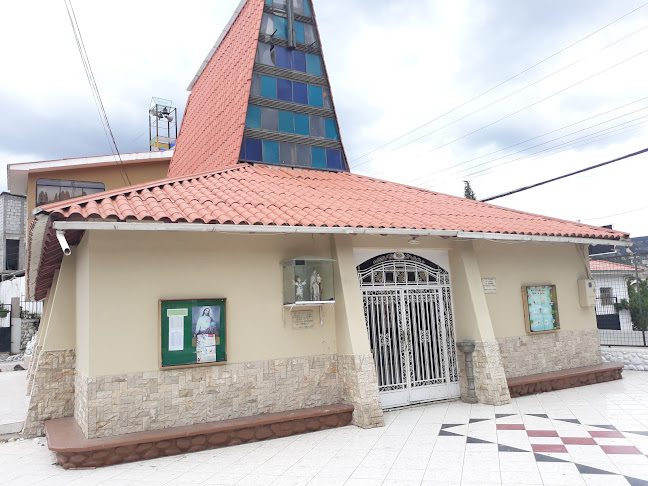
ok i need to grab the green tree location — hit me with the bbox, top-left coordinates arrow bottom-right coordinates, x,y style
617,278 -> 648,331
463,181 -> 476,200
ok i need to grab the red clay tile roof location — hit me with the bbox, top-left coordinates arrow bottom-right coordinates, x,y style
38,164 -> 629,239
590,260 -> 642,272
168,0 -> 264,178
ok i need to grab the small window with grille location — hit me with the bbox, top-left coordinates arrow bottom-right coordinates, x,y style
600,287 -> 614,306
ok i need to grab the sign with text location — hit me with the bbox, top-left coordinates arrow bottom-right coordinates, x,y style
522,285 -> 560,334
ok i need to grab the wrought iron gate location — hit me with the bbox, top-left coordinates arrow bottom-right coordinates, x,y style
358,253 -> 459,409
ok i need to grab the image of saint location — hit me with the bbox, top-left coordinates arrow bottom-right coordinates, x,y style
194,307 -> 217,336
310,270 -> 322,301
294,277 -> 307,301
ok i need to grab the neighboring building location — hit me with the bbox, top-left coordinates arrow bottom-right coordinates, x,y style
7,151 -> 172,217
590,259 -> 638,331
0,192 -> 27,274
23,0 -> 630,451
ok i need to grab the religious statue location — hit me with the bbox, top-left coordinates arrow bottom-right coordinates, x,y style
294,277 -> 307,301
310,270 -> 322,301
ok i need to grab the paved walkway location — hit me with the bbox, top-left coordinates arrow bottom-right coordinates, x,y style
0,370 -> 29,436
4,372 -> 648,485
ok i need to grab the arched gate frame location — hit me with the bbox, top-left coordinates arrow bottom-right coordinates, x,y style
357,252 -> 460,409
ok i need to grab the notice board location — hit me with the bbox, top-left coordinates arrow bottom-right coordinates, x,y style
159,298 -> 227,369
522,285 -> 560,334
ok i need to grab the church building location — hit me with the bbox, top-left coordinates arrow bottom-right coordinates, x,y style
24,0 -> 629,466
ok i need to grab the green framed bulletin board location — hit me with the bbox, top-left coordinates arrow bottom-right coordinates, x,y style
159,298 -> 227,369
522,285 -> 560,334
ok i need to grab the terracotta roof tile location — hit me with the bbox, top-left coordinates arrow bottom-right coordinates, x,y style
590,260 -> 643,272
37,164 -> 628,241
168,0 -> 264,178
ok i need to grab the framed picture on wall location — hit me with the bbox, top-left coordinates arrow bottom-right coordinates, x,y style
522,285 -> 560,334
159,298 -> 227,369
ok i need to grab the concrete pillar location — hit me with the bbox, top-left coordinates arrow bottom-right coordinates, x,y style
10,296 -> 20,354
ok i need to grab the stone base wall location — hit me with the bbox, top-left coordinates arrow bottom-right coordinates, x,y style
459,341 -> 511,406
338,354 -> 384,428
602,346 -> 648,370
498,329 -> 601,379
20,319 -> 39,352
74,371 -> 89,437
77,355 -> 340,439
22,349 -> 75,438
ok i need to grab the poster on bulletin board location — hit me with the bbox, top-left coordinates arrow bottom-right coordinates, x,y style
522,285 -> 560,334
159,298 -> 227,369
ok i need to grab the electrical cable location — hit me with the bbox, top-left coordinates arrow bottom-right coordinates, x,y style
480,147 -> 648,202
63,0 -> 131,186
463,118 -> 648,181
412,96 -> 648,182
360,38 -> 648,183
348,2 -> 648,167
422,108 -> 648,185
581,204 -> 648,222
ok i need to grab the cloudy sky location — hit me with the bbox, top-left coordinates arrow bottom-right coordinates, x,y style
2,0 -> 648,236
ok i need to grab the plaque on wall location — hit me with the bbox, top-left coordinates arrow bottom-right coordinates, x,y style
291,310 -> 315,329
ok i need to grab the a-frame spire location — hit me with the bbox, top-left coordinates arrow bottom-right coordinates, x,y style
168,0 -> 349,178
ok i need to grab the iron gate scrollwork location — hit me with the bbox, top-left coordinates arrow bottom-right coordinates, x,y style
358,252 -> 459,407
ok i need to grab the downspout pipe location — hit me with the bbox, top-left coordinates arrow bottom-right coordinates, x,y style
56,230 -> 71,256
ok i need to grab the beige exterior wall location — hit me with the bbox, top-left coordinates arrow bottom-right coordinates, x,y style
474,241 -> 595,338
80,230 -> 337,377
75,234 -> 91,376
27,160 -> 170,215
42,255 -> 76,351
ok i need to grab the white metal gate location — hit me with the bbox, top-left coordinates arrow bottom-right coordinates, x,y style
357,253 -> 459,409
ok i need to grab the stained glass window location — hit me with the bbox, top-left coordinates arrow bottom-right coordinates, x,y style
294,113 -> 310,136
293,81 -> 308,104
277,78 -> 293,102
261,108 -> 279,131
311,147 -> 326,169
292,50 -> 306,72
275,46 -> 292,69
278,111 -> 294,133
306,53 -> 321,76
260,75 -> 277,99
308,85 -> 323,107
325,118 -> 339,140
263,140 -> 280,164
245,138 -> 263,162
310,116 -> 325,138
326,149 -> 343,170
245,106 -> 261,129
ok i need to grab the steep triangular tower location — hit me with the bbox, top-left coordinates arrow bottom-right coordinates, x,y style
169,0 -> 349,178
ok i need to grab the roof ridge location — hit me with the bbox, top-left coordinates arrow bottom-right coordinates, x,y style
36,163 -> 252,214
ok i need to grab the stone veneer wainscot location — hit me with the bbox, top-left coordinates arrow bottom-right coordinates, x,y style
498,329 -> 602,379
71,354 -> 384,439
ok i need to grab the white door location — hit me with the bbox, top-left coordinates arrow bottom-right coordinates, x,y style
358,253 -> 459,409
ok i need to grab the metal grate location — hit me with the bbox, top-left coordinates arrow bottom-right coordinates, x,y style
248,96 -> 333,117
253,64 -> 327,87
243,128 -> 343,150
592,251 -> 648,347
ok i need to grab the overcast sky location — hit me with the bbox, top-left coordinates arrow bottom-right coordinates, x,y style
2,0 -> 648,236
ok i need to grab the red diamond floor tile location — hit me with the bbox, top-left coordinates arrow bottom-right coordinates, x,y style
527,430 -> 559,437
497,424 -> 526,430
531,444 -> 569,453
561,437 -> 598,445
589,431 -> 625,438
600,445 -> 643,454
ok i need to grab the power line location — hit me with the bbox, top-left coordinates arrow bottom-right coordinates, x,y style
428,108 -> 648,183
480,147 -> 648,202
465,118 -> 648,181
348,1 -> 648,168
413,95 -> 648,183
464,119 -> 648,182
581,204 -> 648,222
63,0 -> 131,186
359,28 -> 648,183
